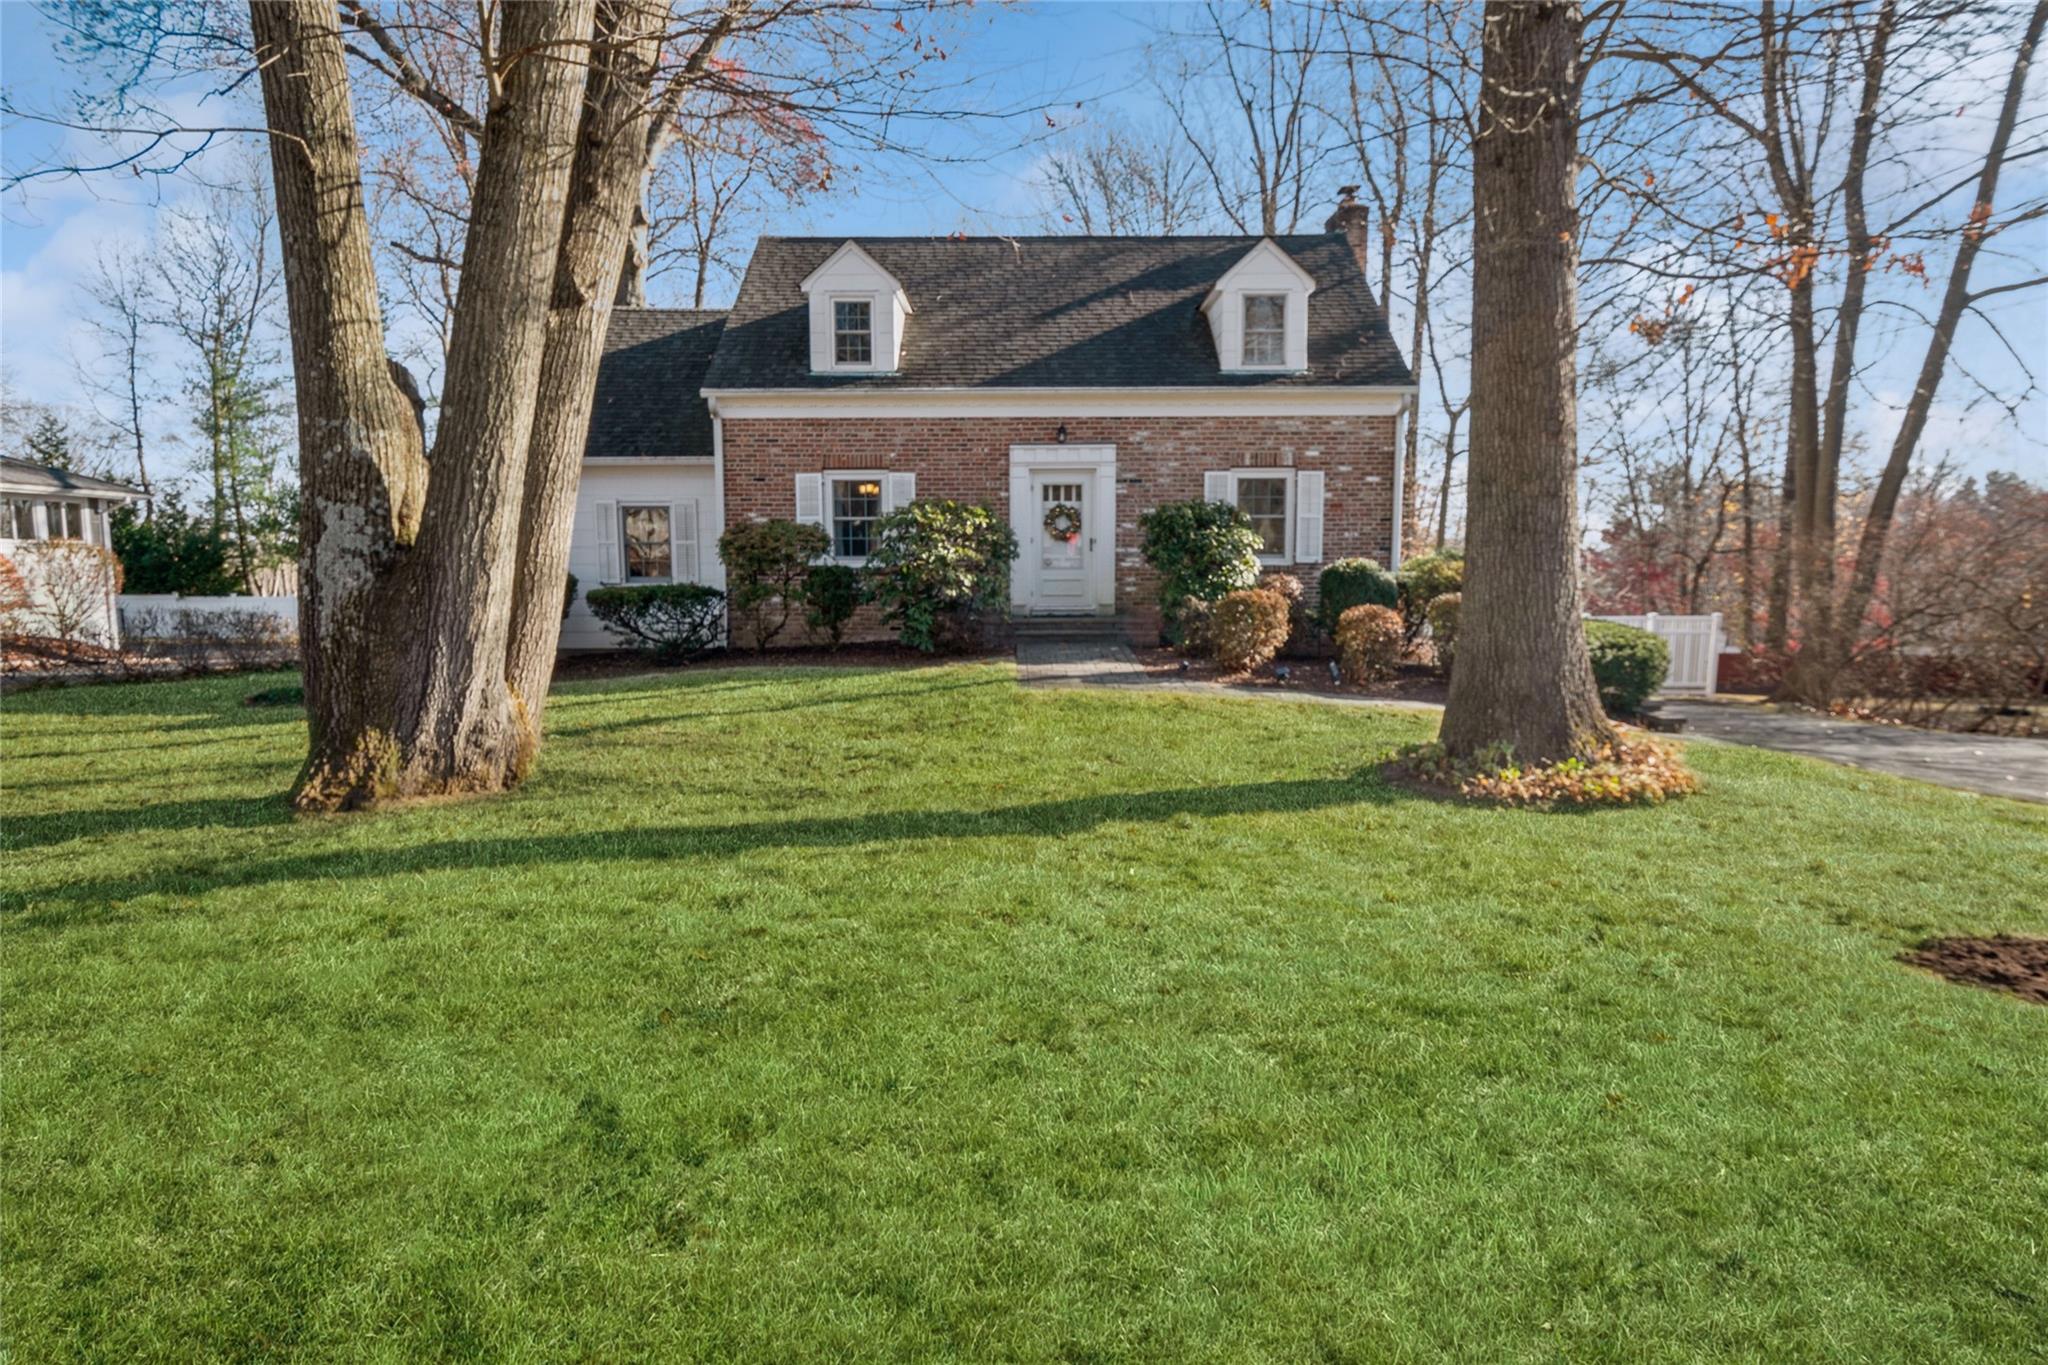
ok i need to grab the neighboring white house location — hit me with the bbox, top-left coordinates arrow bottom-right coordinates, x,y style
1,457 -> 150,649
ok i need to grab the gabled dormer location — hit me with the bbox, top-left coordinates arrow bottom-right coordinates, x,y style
800,241 -> 912,375
1201,238 -> 1315,374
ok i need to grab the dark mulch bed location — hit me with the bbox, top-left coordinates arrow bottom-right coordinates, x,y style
1130,646 -> 1449,704
1899,935 -> 2048,1006
552,643 -> 1007,682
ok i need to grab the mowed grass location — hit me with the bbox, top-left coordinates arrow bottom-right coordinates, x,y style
3,665 -> 2045,1363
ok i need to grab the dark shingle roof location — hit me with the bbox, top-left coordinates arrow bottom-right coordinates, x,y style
0,456 -> 148,498
585,309 -> 727,459
701,234 -> 1412,391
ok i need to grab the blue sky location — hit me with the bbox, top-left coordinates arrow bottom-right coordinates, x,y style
3,0 -> 2042,501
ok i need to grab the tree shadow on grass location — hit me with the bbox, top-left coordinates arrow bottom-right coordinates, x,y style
4,771 -> 1400,930
3,793 -> 296,855
544,676 -> 1014,737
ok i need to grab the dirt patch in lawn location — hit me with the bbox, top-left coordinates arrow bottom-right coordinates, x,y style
1899,935 -> 2048,1005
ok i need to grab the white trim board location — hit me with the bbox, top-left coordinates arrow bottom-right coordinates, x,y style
706,387 -> 1413,420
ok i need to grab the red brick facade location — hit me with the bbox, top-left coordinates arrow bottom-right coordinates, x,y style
722,413 -> 1399,640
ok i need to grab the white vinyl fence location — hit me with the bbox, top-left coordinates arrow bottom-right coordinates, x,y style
1588,612 -> 1725,696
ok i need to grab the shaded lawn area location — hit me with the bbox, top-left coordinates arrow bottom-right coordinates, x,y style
4,666 -> 2045,1362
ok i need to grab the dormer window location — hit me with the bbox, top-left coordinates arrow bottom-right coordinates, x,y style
1242,295 -> 1286,367
834,299 -> 873,365
802,241 -> 912,374
1202,239 -> 1315,373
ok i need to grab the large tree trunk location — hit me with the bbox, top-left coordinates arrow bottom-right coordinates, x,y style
1439,0 -> 1614,765
504,0 -> 669,708
256,0 -> 597,810
252,0 -> 427,806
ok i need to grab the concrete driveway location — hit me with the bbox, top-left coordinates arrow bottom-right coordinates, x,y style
1660,699 -> 2048,804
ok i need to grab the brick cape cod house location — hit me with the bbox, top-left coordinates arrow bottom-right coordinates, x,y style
557,196 -> 1416,651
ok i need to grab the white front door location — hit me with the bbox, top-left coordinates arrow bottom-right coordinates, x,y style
1028,471 -> 1095,612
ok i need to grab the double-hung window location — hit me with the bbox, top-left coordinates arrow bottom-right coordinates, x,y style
5,498 -> 38,540
45,500 -> 84,541
833,299 -> 873,365
1242,294 -> 1287,367
1234,473 -> 1291,559
620,504 -> 673,581
829,476 -> 884,559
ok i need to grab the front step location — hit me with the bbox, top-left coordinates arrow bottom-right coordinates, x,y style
1012,615 -> 1137,643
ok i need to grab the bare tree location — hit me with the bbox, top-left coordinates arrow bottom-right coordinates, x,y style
75,246 -> 158,500
1441,0 -> 1615,764
1032,120 -> 1209,234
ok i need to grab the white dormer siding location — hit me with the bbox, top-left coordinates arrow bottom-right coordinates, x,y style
1202,238 -> 1315,374
800,241 -> 913,375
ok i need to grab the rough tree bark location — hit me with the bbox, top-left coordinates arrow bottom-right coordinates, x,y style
255,0 -> 597,810
504,0 -> 668,708
1439,0 -> 1614,764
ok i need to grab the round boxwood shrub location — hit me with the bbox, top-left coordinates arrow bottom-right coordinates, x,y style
1317,557 -> 1398,631
1138,499 -> 1264,637
719,518 -> 830,652
803,564 -> 862,648
1426,592 -> 1461,675
865,498 -> 1018,653
1397,547 -> 1464,636
1584,620 -> 1670,716
1333,603 -> 1403,683
585,583 -> 726,661
1208,588 -> 1291,673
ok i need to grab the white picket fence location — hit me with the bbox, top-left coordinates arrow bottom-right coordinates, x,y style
1588,612 -> 1725,696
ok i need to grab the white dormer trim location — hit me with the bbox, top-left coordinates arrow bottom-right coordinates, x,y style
1202,238 -> 1315,374
801,240 -> 913,375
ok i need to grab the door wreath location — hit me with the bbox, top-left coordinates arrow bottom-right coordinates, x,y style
1043,502 -> 1082,543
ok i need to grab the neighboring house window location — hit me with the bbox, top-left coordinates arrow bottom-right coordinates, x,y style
1234,473 -> 1291,558
1242,294 -> 1287,366
829,475 -> 884,558
620,504 -> 673,580
46,500 -> 83,540
834,299 -> 873,365
5,498 -> 37,539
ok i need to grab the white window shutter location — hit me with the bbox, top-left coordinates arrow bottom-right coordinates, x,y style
1204,470 -> 1232,504
592,500 -> 618,581
887,471 -> 917,512
674,500 -> 699,582
795,473 -> 824,528
1295,470 -> 1326,564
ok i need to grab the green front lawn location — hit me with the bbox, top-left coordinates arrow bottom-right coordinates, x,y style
4,666 -> 2044,1361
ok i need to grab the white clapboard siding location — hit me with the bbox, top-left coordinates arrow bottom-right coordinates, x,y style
1588,612 -> 1725,695
1294,469 -> 1325,564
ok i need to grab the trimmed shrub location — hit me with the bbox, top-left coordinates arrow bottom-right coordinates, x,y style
1334,604 -> 1403,684
1138,500 -> 1264,636
1397,548 -> 1464,636
1584,620 -> 1670,715
719,519 -> 830,652
562,571 -> 578,620
585,583 -> 726,661
865,499 -> 1018,653
1426,592 -> 1461,675
1317,557 -> 1398,632
803,564 -> 862,648
1257,570 -> 1303,602
1208,588 -> 1291,673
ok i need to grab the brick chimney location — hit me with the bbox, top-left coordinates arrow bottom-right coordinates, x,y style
1325,186 -> 1371,281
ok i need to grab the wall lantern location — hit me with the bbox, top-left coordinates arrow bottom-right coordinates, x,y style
1055,424 -> 1069,444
